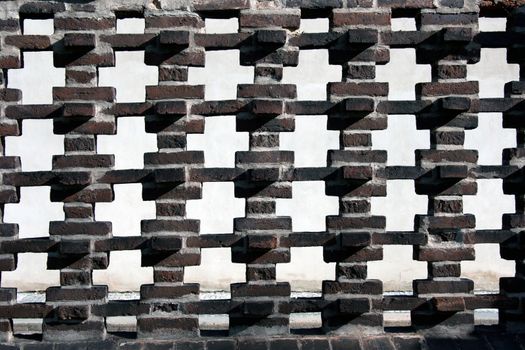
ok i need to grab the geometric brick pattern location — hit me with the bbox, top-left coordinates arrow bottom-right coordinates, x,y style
0,0 -> 524,347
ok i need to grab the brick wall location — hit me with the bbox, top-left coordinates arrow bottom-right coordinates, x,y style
0,0 -> 524,348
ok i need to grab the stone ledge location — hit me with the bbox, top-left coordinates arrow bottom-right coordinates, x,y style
1,332 -> 525,350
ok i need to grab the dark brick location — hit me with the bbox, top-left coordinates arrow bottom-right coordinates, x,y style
206,340 -> 236,350
240,11 -> 301,30
330,337 -> 361,350
269,339 -> 299,350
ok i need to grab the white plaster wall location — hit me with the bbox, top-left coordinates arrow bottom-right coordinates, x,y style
1,17 -> 519,292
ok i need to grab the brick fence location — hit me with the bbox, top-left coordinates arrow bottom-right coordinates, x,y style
0,0 -> 524,348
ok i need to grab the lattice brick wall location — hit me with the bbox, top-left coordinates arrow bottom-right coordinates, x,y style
0,0 -> 524,348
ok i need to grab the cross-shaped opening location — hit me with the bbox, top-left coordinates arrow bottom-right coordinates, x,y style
276,247 -> 335,292
2,253 -> 60,291
464,113 -> 515,165
467,48 -> 519,98
186,115 -> 249,168
279,115 -> 338,167
7,51 -> 65,104
5,120 -> 64,171
98,51 -> 158,103
461,244 -> 514,292
95,184 -> 155,237
371,180 -> 426,231
186,182 -> 245,234
4,186 -> 63,238
372,116 -> 429,166
282,49 -> 341,100
97,117 -> 157,170
463,179 -> 514,230
276,181 -> 339,232
368,246 -> 426,293
375,49 -> 431,101
93,250 -> 153,292
188,50 -> 253,101
185,248 -> 245,291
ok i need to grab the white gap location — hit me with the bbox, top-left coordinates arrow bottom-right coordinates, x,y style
186,182 -> 245,234
98,51 -> 158,103
383,311 -> 411,327
117,18 -> 145,34
12,318 -> 43,335
7,51 -> 65,104
463,179 -> 514,230
185,248 -> 245,291
2,253 -> 60,291
5,120 -> 64,171
376,49 -> 431,101
276,181 -> 339,232
199,291 -> 231,300
97,117 -> 157,170
23,19 -> 54,35
299,18 -> 329,33
4,186 -> 63,238
289,312 -> 322,329
186,115 -> 249,168
371,180 -> 427,231
479,17 -> 507,32
279,115 -> 338,167
368,246 -> 426,292
467,48 -> 519,98
391,18 -> 416,31
18,293 -> 45,303
463,184 -> 513,302
462,244 -> 514,292
93,251 -> 153,292
108,292 -> 140,301
95,184 -> 155,237
282,49 -> 341,101
205,18 -> 238,34
188,50 -> 253,101
199,314 -> 229,330
464,113 -> 515,165
106,316 -> 137,333
474,309 -> 498,325
277,247 -> 335,292
372,116 -> 429,166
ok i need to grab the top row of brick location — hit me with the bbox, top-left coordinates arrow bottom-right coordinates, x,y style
1,0 -> 486,17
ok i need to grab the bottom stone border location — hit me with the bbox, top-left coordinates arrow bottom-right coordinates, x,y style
1,332 -> 525,350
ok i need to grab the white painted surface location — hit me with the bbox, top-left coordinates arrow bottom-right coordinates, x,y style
188,50 -> 253,101
97,117 -> 157,170
1,18 -> 518,293
186,182 -> 244,234
280,115 -> 338,167
7,52 -> 65,105
186,115 -> 249,168
282,49 -> 341,101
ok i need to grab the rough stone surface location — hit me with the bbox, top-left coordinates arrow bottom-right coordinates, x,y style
0,0 -> 524,347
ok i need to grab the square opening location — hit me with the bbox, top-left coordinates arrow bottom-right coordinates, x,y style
106,316 -> 137,333
290,312 -> 322,330
299,18 -> 329,33
116,18 -> 145,34
205,18 -> 238,34
23,18 -> 53,35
